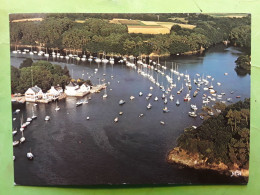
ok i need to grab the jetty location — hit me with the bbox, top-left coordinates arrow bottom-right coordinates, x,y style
90,84 -> 106,93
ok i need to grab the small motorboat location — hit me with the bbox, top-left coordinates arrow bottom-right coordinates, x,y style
12,129 -> 17,135
189,112 -> 197,117
208,111 -> 214,116
160,121 -> 165,125
119,100 -> 125,105
163,107 -> 169,113
27,118 -> 32,122
154,97 -> 158,101
55,105 -> 60,111
114,117 -> 119,123
20,136 -> 25,143
130,96 -> 135,100
27,152 -> 34,160
76,101 -> 83,107
139,92 -> 143,96
191,104 -> 198,110
45,116 -> 50,121
20,130 -> 25,143
13,141 -> 19,146
119,112 -> 123,115
139,113 -> 144,118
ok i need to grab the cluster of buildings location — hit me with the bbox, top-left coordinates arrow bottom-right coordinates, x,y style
24,81 -> 91,103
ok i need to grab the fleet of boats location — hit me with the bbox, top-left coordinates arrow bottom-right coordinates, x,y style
12,53 -> 243,161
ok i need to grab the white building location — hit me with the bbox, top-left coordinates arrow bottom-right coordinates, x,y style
25,85 -> 44,102
65,81 -> 90,97
47,86 -> 63,100
65,81 -> 80,96
79,83 -> 91,94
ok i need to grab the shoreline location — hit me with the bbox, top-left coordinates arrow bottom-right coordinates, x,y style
10,43 -> 225,58
167,147 -> 249,178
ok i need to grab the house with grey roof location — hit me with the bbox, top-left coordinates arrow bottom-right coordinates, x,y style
65,81 -> 90,97
46,86 -> 64,100
25,85 -> 44,102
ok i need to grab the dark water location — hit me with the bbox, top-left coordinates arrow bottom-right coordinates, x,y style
11,45 -> 250,185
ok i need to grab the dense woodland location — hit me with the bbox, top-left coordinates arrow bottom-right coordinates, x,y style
10,13 -> 251,56
10,14 -> 251,94
177,99 -> 250,170
235,55 -> 251,75
11,60 -> 94,94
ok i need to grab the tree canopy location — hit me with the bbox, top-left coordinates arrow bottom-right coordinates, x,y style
177,99 -> 250,169
10,14 -> 251,56
11,61 -> 71,93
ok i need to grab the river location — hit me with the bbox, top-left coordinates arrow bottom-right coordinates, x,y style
11,44 -> 250,185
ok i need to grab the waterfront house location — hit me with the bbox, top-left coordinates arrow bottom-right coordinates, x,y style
64,81 -> 80,96
46,86 -> 64,100
25,85 -> 44,102
79,83 -> 91,94
65,81 -> 90,97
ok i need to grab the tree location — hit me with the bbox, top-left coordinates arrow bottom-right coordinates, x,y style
20,58 -> 33,69
18,66 -> 53,93
11,66 -> 20,93
226,109 -> 235,132
63,65 -> 70,77
10,23 -> 23,50
230,25 -> 251,49
235,55 -> 251,71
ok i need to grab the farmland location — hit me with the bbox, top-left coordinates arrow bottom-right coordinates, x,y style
110,18 -> 196,34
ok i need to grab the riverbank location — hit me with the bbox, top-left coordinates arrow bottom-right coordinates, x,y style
167,147 -> 249,177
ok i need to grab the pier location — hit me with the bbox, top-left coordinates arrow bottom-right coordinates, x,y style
90,84 -> 106,93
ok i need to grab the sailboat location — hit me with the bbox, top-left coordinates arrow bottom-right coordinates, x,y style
20,131 -> 25,143
147,103 -> 152,109
20,114 -> 26,131
55,101 -> 60,111
103,87 -> 108,98
31,106 -> 37,119
176,99 -> 180,106
162,93 -> 165,99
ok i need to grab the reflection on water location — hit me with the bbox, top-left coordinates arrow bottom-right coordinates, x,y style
12,44 -> 250,185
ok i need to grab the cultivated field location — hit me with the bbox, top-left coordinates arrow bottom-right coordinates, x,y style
11,18 -> 43,23
207,13 -> 249,18
111,18 -> 197,34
